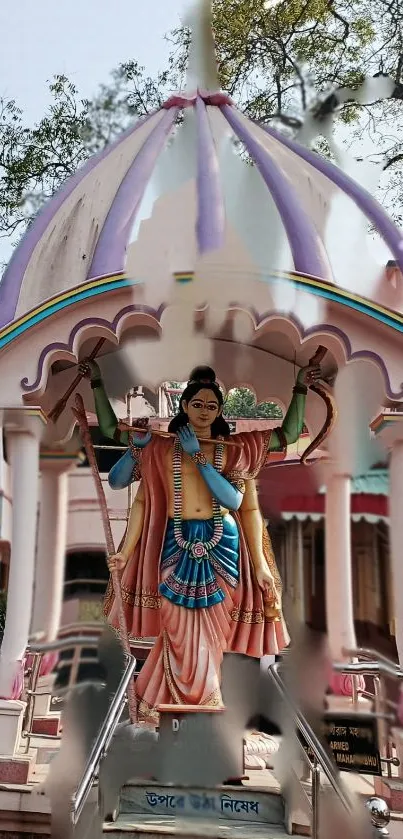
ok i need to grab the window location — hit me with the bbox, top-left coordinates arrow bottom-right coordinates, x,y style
64,551 -> 109,599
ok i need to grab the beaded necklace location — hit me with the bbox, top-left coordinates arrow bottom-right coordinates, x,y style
173,436 -> 225,561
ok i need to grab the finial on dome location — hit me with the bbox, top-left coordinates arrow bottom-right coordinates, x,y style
184,0 -> 219,93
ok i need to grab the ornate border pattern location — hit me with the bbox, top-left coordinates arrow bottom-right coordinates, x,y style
0,269 -> 400,399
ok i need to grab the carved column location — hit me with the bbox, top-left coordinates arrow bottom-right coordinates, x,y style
325,473 -> 356,659
0,423 -> 41,699
31,452 -> 79,643
371,412 -> 403,666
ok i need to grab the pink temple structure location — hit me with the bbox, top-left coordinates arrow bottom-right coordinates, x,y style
0,11 -> 402,829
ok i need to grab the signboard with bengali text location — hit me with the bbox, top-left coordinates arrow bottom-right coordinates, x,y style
298,713 -> 381,776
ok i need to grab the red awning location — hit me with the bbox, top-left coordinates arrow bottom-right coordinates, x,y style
281,493 -> 388,521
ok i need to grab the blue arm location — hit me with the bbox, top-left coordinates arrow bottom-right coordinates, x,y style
109,449 -> 137,490
196,463 -> 243,511
108,432 -> 151,490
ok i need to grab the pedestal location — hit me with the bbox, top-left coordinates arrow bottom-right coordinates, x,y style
0,699 -> 25,755
157,704 -> 243,787
32,672 -> 57,717
374,776 -> 403,813
326,695 -> 373,714
392,727 -> 403,782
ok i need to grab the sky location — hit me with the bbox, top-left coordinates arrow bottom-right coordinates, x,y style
0,0 -> 188,265
0,0 -> 186,121
0,0 -> 392,270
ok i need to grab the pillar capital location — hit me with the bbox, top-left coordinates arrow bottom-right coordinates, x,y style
39,449 -> 82,473
370,411 -> 403,447
3,406 -> 48,440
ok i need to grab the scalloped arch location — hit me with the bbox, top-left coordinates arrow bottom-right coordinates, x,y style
20,303 -> 402,402
21,307 -> 163,394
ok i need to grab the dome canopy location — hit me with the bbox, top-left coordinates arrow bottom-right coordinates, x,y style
1,8 -> 402,329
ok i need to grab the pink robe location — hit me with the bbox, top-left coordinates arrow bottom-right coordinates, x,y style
104,431 -> 290,722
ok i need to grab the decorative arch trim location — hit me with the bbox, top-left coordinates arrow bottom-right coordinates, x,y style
2,270 -> 403,356
20,302 -> 403,402
21,304 -> 163,392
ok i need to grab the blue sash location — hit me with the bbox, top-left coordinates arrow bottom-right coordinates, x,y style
159,515 -> 240,609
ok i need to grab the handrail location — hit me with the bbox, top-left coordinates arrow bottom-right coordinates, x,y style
335,653 -> 403,780
268,663 -> 352,813
334,660 -> 403,681
58,623 -> 104,636
22,636 -> 103,752
343,647 -> 401,672
71,652 -> 137,826
130,639 -> 155,650
27,636 -> 101,654
64,578 -> 108,587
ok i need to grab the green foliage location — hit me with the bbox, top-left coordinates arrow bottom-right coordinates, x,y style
224,387 -> 282,419
169,0 -> 376,119
165,382 -> 281,419
165,382 -> 183,415
0,0 -> 402,247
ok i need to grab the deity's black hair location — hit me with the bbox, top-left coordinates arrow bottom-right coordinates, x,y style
168,366 -> 231,438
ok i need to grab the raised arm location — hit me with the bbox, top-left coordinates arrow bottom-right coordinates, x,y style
177,426 -> 243,511
269,362 -> 321,451
79,360 -> 129,444
79,359 -> 151,490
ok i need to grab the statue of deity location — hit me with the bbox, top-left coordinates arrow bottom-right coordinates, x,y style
80,362 -> 320,722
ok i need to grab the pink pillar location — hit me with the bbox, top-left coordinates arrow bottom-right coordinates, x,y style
31,455 -> 76,642
389,439 -> 403,666
325,473 -> 356,660
0,427 -> 40,698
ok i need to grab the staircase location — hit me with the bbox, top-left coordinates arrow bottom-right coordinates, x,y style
102,780 -> 297,839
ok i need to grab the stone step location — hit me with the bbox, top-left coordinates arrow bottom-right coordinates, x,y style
120,783 -> 284,826
104,814 -> 296,839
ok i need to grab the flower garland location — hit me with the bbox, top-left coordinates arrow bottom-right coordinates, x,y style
173,437 -> 225,561
128,435 -> 142,482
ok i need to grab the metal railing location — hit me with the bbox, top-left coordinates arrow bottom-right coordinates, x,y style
71,651 -> 136,825
22,635 -> 101,753
268,660 -> 395,838
336,647 -> 403,778
23,631 -> 137,829
22,628 -> 152,751
268,662 -> 352,839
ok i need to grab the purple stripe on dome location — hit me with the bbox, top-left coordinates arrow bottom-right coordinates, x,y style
195,96 -> 225,253
221,106 -> 329,280
0,111 -> 157,329
88,109 -> 178,279
257,121 -> 403,275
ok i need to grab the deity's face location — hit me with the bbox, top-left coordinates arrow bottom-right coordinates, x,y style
182,388 -> 221,433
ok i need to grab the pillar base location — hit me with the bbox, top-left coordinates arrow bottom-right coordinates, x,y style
0,699 -> 25,756
391,727 -> 403,781
374,776 -> 403,813
0,753 -> 36,784
326,695 -> 373,714
32,714 -> 61,737
32,673 -> 56,717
